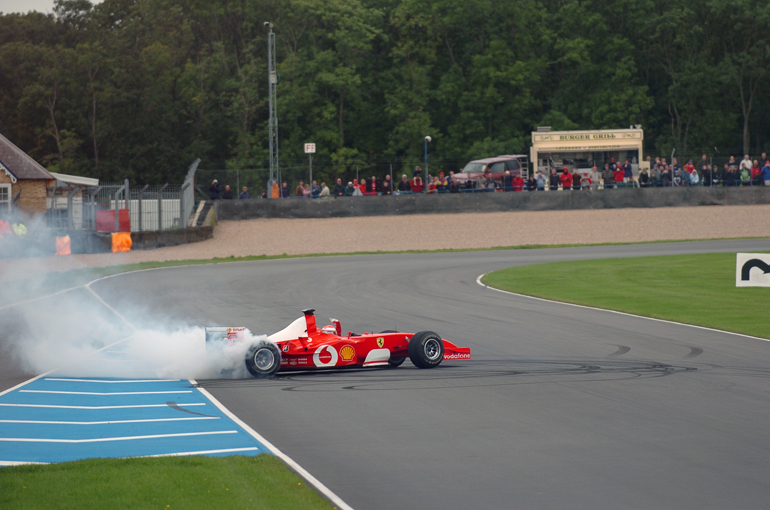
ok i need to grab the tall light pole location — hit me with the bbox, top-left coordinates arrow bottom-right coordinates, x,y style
266,22 -> 279,198
424,136 -> 431,193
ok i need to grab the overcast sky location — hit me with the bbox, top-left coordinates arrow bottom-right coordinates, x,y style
1,0 -> 103,14
0,0 -> 55,14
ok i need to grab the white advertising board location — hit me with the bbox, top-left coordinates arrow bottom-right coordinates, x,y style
304,143 -> 316,154
736,253 -> 770,287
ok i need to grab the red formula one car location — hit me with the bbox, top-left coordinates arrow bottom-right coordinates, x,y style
205,309 -> 471,377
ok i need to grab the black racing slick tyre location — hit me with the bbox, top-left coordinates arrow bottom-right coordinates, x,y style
379,330 -> 405,367
408,331 -> 444,369
245,341 -> 281,377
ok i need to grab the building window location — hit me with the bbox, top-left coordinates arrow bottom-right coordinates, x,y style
0,184 -> 10,211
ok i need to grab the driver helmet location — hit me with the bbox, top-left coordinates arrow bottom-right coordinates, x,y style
320,325 -> 337,335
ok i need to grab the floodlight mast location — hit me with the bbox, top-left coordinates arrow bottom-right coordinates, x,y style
266,22 -> 279,198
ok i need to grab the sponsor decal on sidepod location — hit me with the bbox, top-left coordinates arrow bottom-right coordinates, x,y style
313,345 -> 338,367
340,345 -> 355,361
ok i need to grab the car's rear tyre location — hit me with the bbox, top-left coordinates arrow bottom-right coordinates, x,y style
378,331 -> 405,367
408,331 -> 444,369
245,341 -> 281,377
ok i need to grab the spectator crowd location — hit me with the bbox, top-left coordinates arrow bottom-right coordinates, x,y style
208,153 -> 770,200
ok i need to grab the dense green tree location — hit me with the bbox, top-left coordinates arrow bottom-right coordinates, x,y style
0,0 -> 767,185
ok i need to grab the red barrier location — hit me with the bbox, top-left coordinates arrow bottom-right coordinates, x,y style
96,209 -> 131,232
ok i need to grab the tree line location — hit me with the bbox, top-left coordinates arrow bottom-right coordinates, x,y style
0,0 -> 768,187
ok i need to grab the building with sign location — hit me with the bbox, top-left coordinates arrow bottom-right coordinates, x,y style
530,127 -> 644,176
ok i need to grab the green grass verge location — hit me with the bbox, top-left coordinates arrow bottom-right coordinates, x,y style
2,236 -> 765,309
482,252 -> 769,339
0,455 -> 334,510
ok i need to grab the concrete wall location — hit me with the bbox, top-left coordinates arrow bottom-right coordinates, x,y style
216,186 -> 770,220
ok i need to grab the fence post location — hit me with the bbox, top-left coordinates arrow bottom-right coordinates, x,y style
158,183 -> 168,231
138,184 -> 149,232
67,186 -> 77,230
88,186 -> 101,231
114,191 -> 119,233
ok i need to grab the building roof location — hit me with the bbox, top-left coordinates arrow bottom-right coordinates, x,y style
50,172 -> 99,188
0,132 -> 55,182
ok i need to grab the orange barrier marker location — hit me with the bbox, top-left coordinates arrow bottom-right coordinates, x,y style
111,232 -> 132,253
55,235 -> 71,256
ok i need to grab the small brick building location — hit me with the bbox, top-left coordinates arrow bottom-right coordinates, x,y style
0,132 -> 55,216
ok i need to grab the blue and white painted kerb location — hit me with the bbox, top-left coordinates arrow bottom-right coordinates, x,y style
0,377 -> 267,465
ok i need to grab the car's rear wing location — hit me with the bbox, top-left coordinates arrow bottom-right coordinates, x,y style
204,327 -> 252,346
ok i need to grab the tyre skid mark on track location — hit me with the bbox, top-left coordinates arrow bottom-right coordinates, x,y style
608,345 -> 631,357
685,346 -> 704,359
197,358 -> 700,393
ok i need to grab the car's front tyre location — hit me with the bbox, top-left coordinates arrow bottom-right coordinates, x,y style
245,341 -> 281,377
408,331 -> 444,369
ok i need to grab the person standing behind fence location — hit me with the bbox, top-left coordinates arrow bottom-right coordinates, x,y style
295,180 -> 305,196
239,187 -> 250,199
571,169 -> 581,190
526,173 -> 537,191
311,180 -> 321,198
398,174 -> 411,192
382,174 -> 393,195
762,160 -> 770,186
689,166 -> 700,186
535,170 -> 546,190
281,181 -> 290,197
319,182 -> 330,196
560,167 -> 572,190
333,178 -> 345,196
601,164 -> 614,189
222,185 -> 234,199
622,160 -> 633,185
209,179 -> 221,200
502,170 -> 513,191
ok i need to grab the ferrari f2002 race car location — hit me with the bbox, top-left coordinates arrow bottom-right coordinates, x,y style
205,309 -> 471,377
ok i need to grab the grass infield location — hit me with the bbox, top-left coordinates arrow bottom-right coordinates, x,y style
0,455 -> 335,510
482,252 -> 769,340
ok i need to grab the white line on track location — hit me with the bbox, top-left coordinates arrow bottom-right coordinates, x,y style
45,378 -> 179,383
0,417 -> 219,425
0,430 -> 237,443
192,379 -> 355,510
0,403 -> 206,410
142,447 -> 259,458
20,390 -> 192,396
0,447 -> 261,466
476,273 -> 770,343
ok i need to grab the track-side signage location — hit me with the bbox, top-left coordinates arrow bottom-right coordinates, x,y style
736,253 -> 770,287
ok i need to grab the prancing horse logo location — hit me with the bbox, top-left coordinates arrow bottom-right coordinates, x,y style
376,337 -> 385,348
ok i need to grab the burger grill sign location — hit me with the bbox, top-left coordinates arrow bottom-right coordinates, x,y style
736,253 -> 770,287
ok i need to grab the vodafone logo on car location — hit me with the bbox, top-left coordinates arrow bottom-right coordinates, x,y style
313,345 -> 338,367
443,352 -> 471,360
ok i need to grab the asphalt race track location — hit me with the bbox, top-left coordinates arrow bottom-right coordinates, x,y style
2,239 -> 770,509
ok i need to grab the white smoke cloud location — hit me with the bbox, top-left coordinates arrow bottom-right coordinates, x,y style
1,253 -> 267,380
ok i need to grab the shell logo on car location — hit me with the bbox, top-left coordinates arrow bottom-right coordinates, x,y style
340,345 -> 355,361
313,345 -> 338,367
